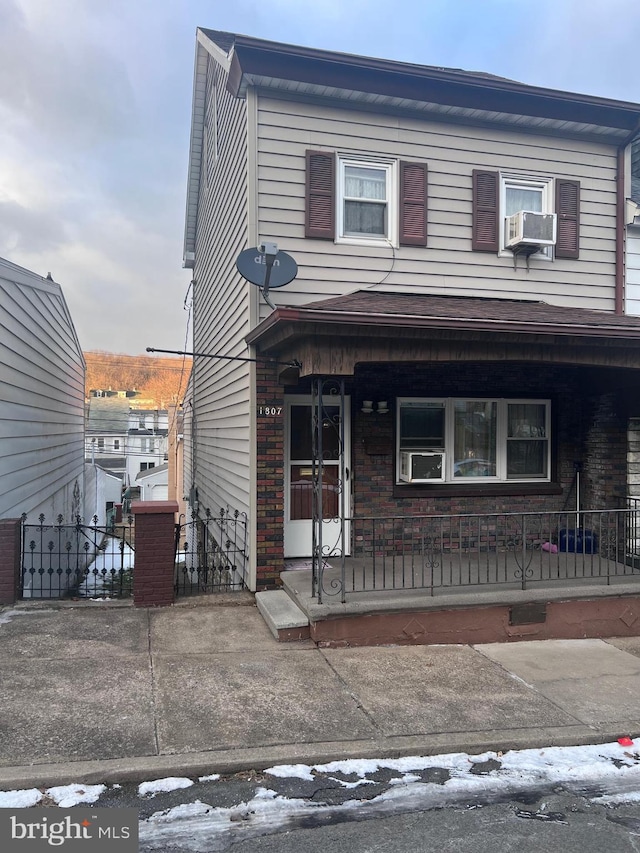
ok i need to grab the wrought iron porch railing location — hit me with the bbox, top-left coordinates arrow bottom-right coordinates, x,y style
174,507 -> 248,596
21,514 -> 134,599
312,508 -> 640,603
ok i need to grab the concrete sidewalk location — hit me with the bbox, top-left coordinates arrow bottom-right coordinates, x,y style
1,596 -> 640,791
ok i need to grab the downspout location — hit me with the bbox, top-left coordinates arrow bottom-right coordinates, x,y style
616,124 -> 640,314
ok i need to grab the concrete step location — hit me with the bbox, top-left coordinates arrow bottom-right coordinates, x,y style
255,590 -> 310,642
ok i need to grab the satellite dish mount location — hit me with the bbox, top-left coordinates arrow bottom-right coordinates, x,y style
235,242 -> 298,309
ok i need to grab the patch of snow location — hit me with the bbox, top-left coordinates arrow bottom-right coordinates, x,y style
329,776 -> 376,789
0,788 -> 43,808
46,784 -> 106,807
198,774 -> 221,782
139,777 -> 195,797
593,790 -> 640,804
264,763 -> 315,781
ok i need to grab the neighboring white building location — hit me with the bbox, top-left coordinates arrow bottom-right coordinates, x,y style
0,258 -> 85,523
85,398 -> 168,488
125,409 -> 169,486
135,462 -> 169,502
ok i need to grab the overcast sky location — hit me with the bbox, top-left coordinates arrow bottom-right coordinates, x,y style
1,0 -> 639,355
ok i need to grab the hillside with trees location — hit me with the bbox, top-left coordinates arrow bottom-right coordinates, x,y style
84,351 -> 191,409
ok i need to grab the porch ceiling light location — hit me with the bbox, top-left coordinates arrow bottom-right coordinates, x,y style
361,400 -> 389,414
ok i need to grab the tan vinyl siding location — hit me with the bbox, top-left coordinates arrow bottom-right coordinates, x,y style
192,56 -> 251,527
0,266 -> 85,520
255,96 -> 618,320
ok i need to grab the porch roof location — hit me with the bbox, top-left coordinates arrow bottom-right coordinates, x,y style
246,292 -> 640,377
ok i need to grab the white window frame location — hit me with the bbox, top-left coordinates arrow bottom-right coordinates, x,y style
396,397 -> 551,484
336,157 -> 397,247
499,174 -> 554,259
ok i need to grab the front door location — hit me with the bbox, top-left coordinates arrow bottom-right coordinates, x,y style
284,395 -> 351,558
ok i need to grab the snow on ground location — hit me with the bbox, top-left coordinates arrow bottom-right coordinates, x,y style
138,778 -> 195,798
76,539 -> 134,598
2,741 -> 640,851
0,783 -> 106,809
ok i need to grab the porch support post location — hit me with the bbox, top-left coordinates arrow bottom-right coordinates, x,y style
132,501 -> 178,607
311,377 -> 347,604
0,518 -> 22,605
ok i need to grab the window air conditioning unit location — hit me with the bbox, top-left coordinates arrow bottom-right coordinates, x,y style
399,451 -> 446,483
506,211 -> 557,249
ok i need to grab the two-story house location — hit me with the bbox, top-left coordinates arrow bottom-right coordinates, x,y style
183,29 -> 640,643
125,408 -> 169,486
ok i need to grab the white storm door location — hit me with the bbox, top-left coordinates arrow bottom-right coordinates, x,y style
284,395 -> 350,558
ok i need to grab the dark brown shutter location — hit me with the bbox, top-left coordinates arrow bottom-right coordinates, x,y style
472,170 -> 499,252
305,150 -> 335,239
399,162 -> 428,246
555,179 -> 580,259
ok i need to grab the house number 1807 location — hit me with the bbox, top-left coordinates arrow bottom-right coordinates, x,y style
258,406 -> 282,416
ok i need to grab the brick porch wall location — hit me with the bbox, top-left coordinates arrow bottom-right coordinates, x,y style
585,391 -> 628,509
352,362 -> 626,517
256,364 -> 285,589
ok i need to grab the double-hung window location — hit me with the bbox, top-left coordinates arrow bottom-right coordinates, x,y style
397,398 -> 550,484
472,170 -> 580,258
500,174 -> 553,258
338,159 -> 394,244
305,150 -> 428,247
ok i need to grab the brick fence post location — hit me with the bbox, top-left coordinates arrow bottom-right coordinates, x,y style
0,518 -> 22,605
132,501 -> 178,607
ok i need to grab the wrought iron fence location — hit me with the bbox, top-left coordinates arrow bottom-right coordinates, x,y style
21,514 -> 134,599
174,507 -> 248,596
313,508 -> 640,603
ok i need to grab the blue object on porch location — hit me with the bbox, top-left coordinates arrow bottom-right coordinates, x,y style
559,528 -> 598,554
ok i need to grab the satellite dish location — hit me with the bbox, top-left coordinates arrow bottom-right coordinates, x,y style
236,246 -> 298,291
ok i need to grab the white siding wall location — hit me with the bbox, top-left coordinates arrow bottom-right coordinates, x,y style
256,97 -> 618,319
84,464 -> 122,526
0,260 -> 85,521
626,227 -> 640,315
192,55 -> 251,526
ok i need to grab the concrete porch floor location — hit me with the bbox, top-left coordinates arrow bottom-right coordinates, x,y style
276,555 -> 640,647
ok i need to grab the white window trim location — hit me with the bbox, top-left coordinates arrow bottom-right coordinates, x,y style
499,173 -> 554,260
336,157 -> 398,247
396,397 -> 551,484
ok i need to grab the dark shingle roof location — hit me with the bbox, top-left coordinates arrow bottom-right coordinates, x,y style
87,398 -> 130,432
299,291 -> 640,332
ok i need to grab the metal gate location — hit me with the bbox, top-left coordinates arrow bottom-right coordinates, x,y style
174,508 -> 247,596
21,514 -> 134,599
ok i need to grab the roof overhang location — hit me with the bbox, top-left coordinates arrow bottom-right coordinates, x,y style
246,294 -> 640,378
223,32 -> 640,142
185,29 -> 640,266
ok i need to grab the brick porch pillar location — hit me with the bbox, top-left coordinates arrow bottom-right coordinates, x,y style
132,501 -> 178,607
0,518 -> 21,605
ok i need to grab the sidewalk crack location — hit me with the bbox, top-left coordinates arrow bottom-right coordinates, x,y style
147,608 -> 160,755
318,649 -> 381,733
